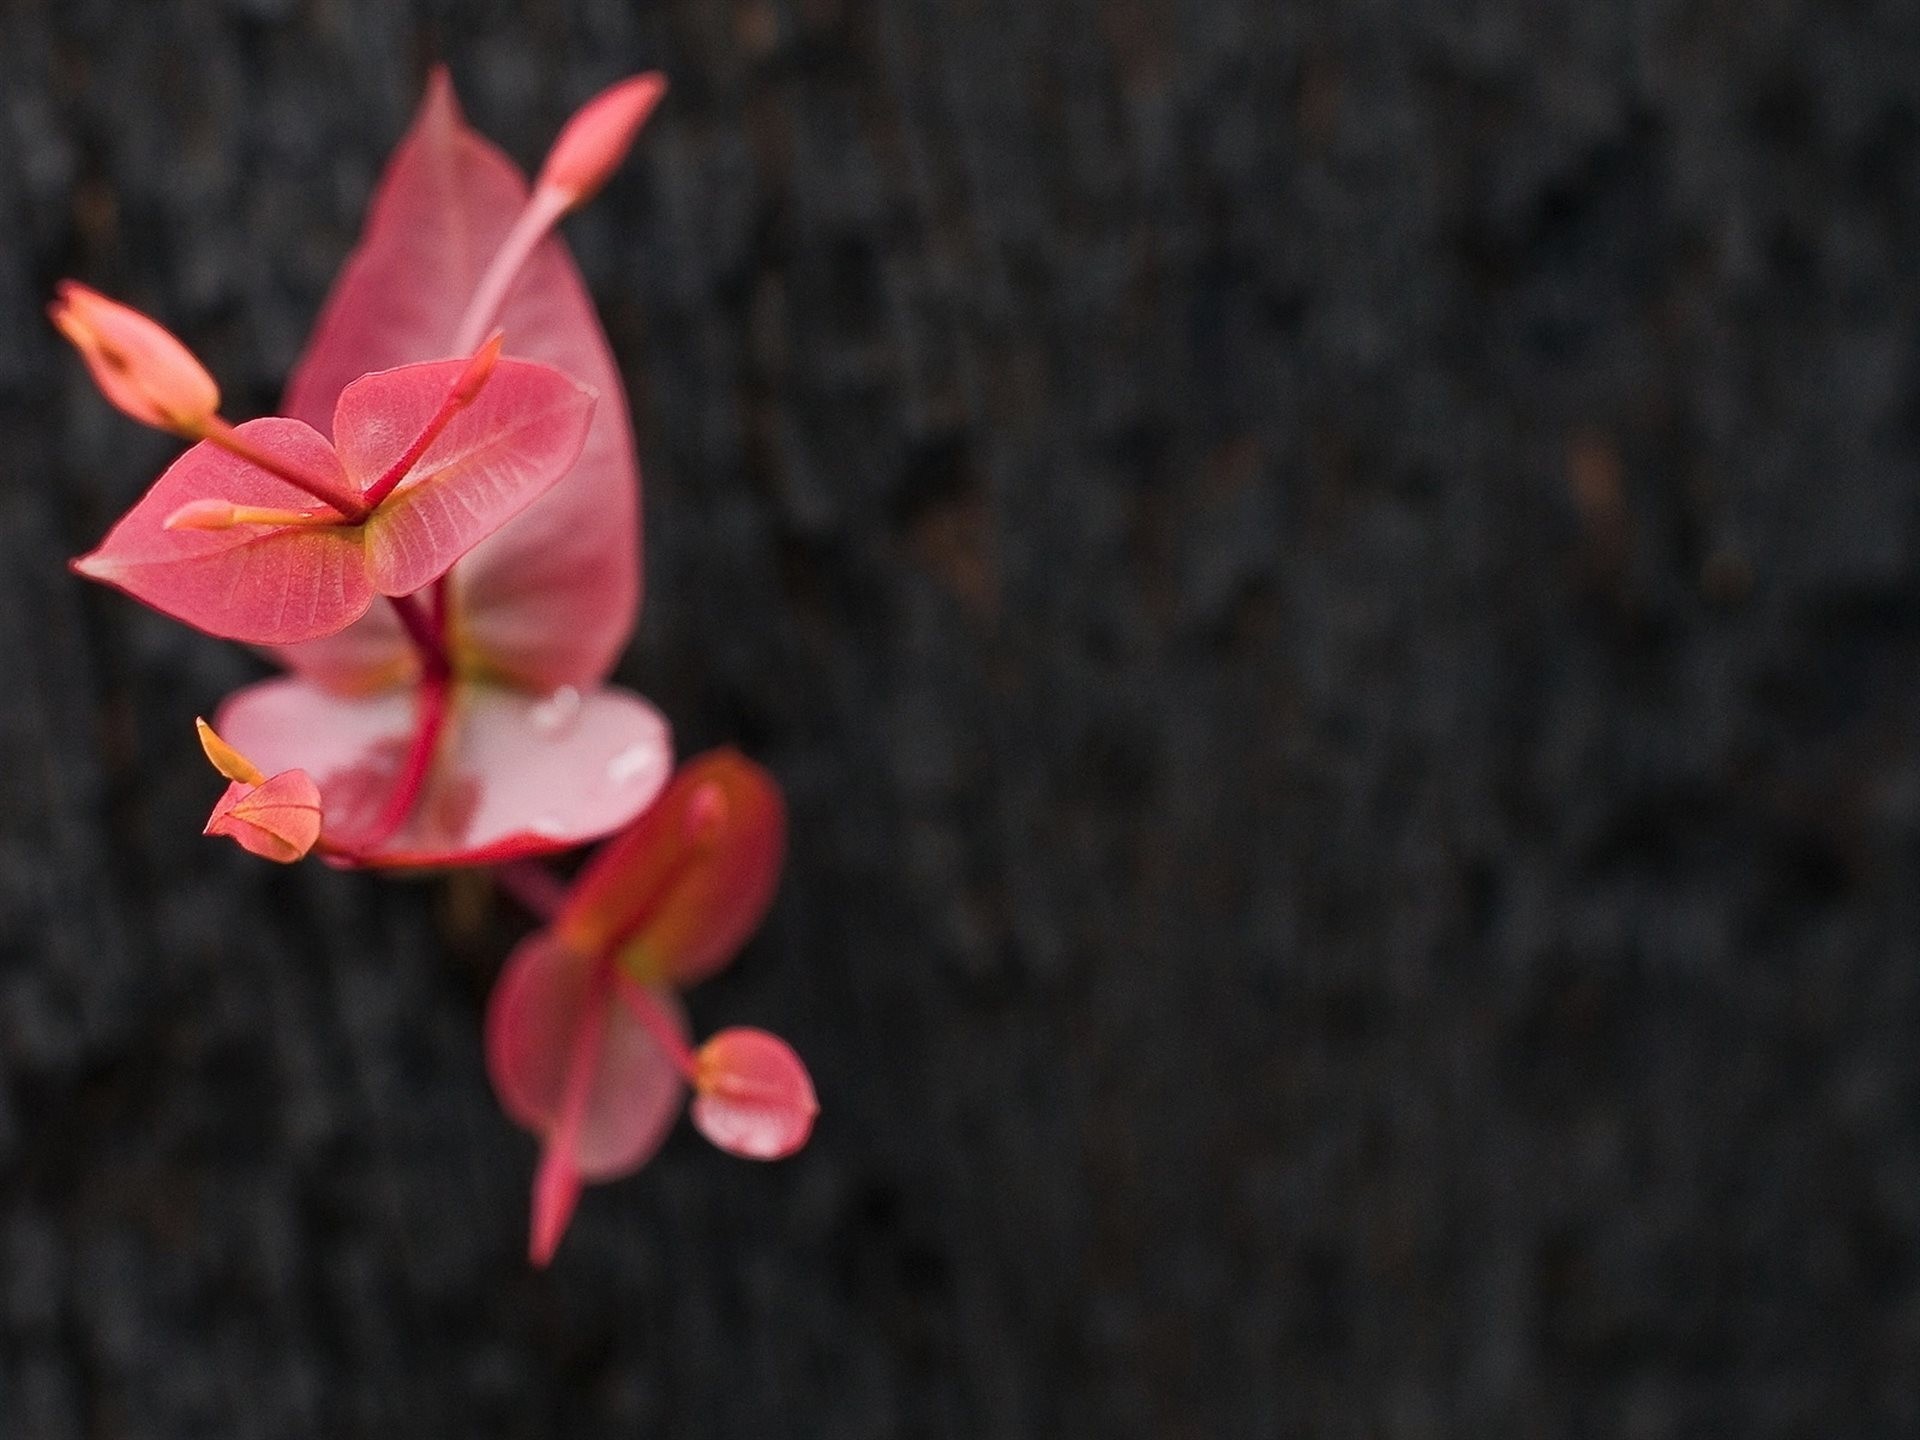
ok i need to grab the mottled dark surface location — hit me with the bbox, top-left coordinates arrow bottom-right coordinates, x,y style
2,0 -> 1919,1436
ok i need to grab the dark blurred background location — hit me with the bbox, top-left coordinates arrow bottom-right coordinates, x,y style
3,0 -> 1919,1435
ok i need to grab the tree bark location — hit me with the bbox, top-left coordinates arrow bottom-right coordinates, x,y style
1,1 -> 1916,1436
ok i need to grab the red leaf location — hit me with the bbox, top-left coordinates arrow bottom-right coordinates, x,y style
333,356 -> 596,597
485,935 -> 689,1262
691,1028 -> 816,1160
557,750 -> 786,987
215,675 -> 673,869
486,936 -> 690,1176
72,419 -> 373,644
282,69 -> 640,691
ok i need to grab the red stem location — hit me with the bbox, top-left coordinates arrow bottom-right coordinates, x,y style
200,417 -> 370,521
354,668 -> 452,851
556,957 -> 616,1141
529,954 -> 614,1265
358,337 -> 503,509
387,593 -> 450,676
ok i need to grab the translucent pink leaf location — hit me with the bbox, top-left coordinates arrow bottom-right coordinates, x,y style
271,601 -> 414,694
557,750 -> 787,988
485,936 -> 688,1262
203,769 -> 323,864
485,937 -> 689,1175
215,675 -> 672,868
72,419 -> 373,644
332,356 -> 595,597
691,1028 -> 817,1160
281,69 -> 639,691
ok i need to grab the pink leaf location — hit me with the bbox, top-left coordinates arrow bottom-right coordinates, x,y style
556,750 -> 787,987
203,769 -> 324,864
691,1028 -> 817,1160
270,600 -> 415,694
485,937 -> 690,1177
215,675 -> 673,868
486,936 -> 689,1262
72,419 -> 373,645
282,69 -> 640,691
333,356 -> 596,597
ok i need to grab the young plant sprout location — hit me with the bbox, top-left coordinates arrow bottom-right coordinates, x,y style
53,69 -> 813,1261
489,750 -> 814,1264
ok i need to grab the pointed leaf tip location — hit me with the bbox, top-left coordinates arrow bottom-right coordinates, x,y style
528,1146 -> 584,1267
280,66 -> 643,689
537,73 -> 667,210
49,281 -> 219,434
692,1028 -> 816,1160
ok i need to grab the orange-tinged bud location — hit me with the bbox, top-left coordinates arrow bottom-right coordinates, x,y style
49,281 -> 220,434
196,717 -> 266,786
197,718 -> 322,862
536,74 -> 667,211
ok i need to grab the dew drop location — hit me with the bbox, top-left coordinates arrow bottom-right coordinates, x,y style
607,744 -> 662,786
528,686 -> 582,737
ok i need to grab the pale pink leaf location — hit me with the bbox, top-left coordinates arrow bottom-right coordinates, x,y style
214,675 -> 673,868
270,600 -> 414,694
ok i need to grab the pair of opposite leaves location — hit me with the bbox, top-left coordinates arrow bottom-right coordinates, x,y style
66,71 -> 673,867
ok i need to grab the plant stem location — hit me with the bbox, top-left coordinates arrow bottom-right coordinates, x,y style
450,186 -> 570,354
354,667 -> 452,851
200,417 -> 370,520
387,592 -> 451,676
495,861 -> 570,923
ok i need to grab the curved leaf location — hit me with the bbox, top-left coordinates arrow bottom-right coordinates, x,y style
691,1027 -> 817,1160
558,749 -> 786,987
73,419 -> 372,644
204,769 -> 323,864
485,936 -> 689,1179
333,356 -> 596,597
